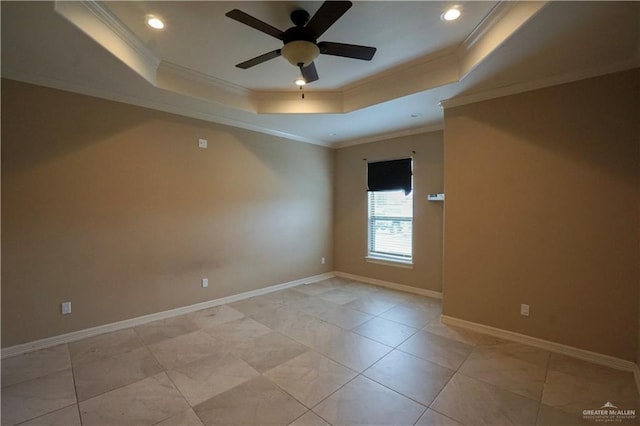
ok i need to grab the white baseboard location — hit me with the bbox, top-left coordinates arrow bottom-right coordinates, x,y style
1,272 -> 335,359
334,271 -> 442,299
441,315 -> 637,373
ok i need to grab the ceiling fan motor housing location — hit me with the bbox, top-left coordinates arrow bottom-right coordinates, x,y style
282,10 -> 319,67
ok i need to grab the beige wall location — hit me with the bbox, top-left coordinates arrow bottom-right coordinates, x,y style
443,69 -> 640,361
1,79 -> 333,347
333,132 -> 444,293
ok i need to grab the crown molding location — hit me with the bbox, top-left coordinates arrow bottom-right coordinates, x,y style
440,58 -> 640,109
54,0 -> 543,117
332,123 -> 444,149
157,61 -> 255,112
459,1 -> 548,78
1,69 -> 330,147
343,52 -> 460,113
54,1 -> 159,84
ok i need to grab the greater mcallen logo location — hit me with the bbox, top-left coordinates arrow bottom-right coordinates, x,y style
582,402 -> 636,423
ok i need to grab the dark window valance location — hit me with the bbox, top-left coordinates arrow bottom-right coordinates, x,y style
367,158 -> 412,195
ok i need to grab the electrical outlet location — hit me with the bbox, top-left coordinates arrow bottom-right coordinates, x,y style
202,278 -> 208,288
321,257 -> 325,265
520,304 -> 530,317
61,301 -> 72,315
198,138 -> 208,149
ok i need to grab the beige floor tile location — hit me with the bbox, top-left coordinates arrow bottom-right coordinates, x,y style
148,330 -> 219,369
16,404 -> 81,426
288,410 -> 331,426
204,316 -> 273,346
134,314 -> 200,345
1,369 -> 76,425
343,294 -> 399,315
167,350 -> 259,405
401,294 -> 442,309
73,346 -> 163,401
253,305 -> 343,348
1,345 -> 70,388
484,342 -> 550,367
311,277 -> 351,291
431,373 -> 540,425
249,304 -> 311,332
194,376 -> 307,426
548,353 -> 635,383
363,350 -> 454,406
313,375 -> 425,425
375,288 -> 419,304
542,369 -> 638,417
11,284 -> 638,426
536,404 -> 592,426
264,351 -> 357,408
292,297 -> 373,330
415,409 -> 462,425
79,373 -> 189,426
423,321 -> 505,346
231,331 -> 310,373
342,281 -> 381,296
69,328 -> 143,366
154,408 -> 205,426
352,316 -> 418,347
230,295 -> 287,318
313,329 -> 392,372
294,283 -> 336,296
188,305 -> 244,329
397,330 -> 473,370
317,288 -> 360,305
380,303 -> 439,328
459,344 -> 548,401
258,288 -> 313,306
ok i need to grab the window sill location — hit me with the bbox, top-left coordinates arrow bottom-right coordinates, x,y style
365,256 -> 414,269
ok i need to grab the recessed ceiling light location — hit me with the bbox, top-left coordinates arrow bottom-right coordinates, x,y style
295,77 -> 306,86
147,16 -> 165,30
442,7 -> 461,21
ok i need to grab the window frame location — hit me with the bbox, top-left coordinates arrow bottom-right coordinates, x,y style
365,158 -> 414,268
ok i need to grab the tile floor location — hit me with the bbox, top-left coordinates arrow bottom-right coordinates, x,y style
2,277 -> 638,425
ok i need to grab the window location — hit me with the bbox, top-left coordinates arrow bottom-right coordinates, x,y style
368,190 -> 413,263
366,158 -> 413,265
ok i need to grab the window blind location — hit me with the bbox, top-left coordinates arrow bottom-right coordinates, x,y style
367,158 -> 412,195
368,189 -> 413,261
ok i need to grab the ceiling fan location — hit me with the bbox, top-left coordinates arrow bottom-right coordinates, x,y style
225,1 -> 376,84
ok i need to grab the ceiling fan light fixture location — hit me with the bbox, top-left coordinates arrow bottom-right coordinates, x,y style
442,7 -> 461,21
295,77 -> 307,86
281,40 -> 320,67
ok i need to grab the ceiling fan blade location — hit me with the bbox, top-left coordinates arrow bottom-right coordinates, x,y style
318,41 -> 376,60
306,1 -> 352,38
226,9 -> 285,40
301,62 -> 319,83
236,49 -> 282,69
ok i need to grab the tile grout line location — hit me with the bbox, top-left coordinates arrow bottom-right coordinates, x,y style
534,349 -> 553,425
67,343 -> 84,426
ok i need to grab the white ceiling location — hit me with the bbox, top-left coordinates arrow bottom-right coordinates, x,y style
105,1 -> 498,90
2,1 -> 639,147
